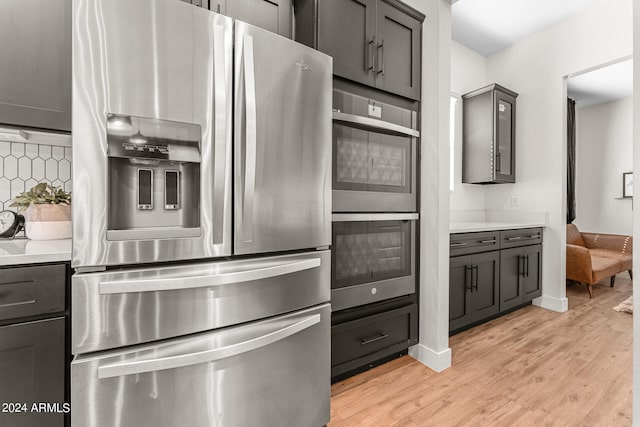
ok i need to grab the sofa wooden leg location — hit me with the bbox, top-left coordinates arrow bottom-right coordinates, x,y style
629,270 -> 633,280
585,283 -> 594,299
610,275 -> 616,287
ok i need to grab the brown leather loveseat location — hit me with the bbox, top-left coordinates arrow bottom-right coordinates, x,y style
566,224 -> 632,298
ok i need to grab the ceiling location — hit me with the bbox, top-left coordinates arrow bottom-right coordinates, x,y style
452,0 -> 632,106
452,0 -> 599,57
567,60 -> 633,107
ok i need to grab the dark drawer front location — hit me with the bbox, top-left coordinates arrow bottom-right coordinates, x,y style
500,228 -> 543,249
450,231 -> 500,256
0,264 -> 66,322
332,304 -> 414,368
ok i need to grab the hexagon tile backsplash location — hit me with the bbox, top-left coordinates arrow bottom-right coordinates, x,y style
0,140 -> 72,211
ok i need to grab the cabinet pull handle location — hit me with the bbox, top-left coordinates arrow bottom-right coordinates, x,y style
366,36 -> 375,71
518,255 -> 524,277
506,236 -> 522,241
471,265 -> 478,291
465,265 -> 472,290
525,255 -> 529,277
377,39 -> 384,74
496,152 -> 501,173
450,242 -> 467,248
480,239 -> 496,244
529,234 -> 541,239
360,333 -> 389,345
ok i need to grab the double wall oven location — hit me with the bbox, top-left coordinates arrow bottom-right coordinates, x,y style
71,1 -> 332,426
331,89 -> 419,312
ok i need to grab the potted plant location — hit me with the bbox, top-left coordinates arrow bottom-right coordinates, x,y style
10,183 -> 72,240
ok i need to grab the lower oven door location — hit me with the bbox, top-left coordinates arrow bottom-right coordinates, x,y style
331,214 -> 417,311
71,304 -> 330,427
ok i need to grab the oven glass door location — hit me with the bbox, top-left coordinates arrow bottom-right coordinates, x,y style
331,220 -> 415,311
333,125 -> 416,212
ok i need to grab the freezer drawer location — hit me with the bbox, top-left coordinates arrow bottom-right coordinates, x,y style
71,304 -> 330,427
72,250 -> 330,354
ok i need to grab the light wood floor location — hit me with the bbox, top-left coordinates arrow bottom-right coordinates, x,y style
329,274 -> 633,427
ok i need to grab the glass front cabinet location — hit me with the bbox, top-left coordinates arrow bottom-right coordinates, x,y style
462,84 -> 518,184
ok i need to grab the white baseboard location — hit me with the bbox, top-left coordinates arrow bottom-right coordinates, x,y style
408,344 -> 451,372
532,295 -> 568,312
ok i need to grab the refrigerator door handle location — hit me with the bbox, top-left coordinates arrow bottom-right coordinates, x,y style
97,313 -> 321,379
242,34 -> 258,243
211,22 -> 231,246
98,257 -> 321,294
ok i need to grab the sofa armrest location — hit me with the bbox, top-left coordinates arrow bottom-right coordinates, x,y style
581,232 -> 632,253
566,243 -> 593,284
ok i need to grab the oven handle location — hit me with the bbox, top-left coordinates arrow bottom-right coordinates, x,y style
97,313 -> 321,379
99,258 -> 321,294
333,111 -> 420,138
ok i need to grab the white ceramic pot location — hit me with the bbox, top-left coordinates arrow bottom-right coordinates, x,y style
24,204 -> 72,240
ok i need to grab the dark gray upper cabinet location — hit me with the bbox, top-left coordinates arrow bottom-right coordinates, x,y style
212,0 -> 293,38
295,0 -> 423,100
0,0 -> 71,132
318,0 -> 376,88
462,84 -> 518,184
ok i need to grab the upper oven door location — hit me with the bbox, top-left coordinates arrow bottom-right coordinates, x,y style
332,90 -> 418,213
72,0 -> 233,268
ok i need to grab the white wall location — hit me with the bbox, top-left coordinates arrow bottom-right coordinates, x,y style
450,41 -> 486,211
482,0 -> 633,312
574,97 -> 633,235
632,1 -> 640,424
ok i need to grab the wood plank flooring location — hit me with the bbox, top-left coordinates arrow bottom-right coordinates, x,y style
329,274 -> 633,426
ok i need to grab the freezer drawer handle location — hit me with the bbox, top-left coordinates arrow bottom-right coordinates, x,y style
360,333 -> 389,345
99,258 -> 321,294
97,313 -> 321,379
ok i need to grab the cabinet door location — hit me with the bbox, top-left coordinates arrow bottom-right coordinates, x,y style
499,247 -> 523,312
449,256 -> 471,331
469,251 -> 500,323
221,0 -> 292,38
494,90 -> 516,182
0,0 -> 71,131
318,0 -> 377,87
375,1 -> 421,100
522,244 -> 542,302
0,318 -> 65,427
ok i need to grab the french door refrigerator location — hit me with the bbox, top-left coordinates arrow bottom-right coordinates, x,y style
71,1 -> 332,426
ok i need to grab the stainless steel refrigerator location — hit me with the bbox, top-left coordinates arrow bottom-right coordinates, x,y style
71,1 -> 332,426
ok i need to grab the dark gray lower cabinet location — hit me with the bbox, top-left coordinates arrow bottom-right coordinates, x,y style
450,228 -> 543,334
0,318 -> 65,427
449,252 -> 500,331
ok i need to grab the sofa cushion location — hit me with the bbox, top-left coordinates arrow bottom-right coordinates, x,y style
589,249 -> 632,271
591,255 -> 623,284
567,224 -> 586,247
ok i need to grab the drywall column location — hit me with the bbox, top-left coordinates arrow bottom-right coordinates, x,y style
404,0 -> 452,372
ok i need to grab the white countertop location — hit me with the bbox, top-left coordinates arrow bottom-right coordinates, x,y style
450,221 -> 546,233
0,239 -> 72,266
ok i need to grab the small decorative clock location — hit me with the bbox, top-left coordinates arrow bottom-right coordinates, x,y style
0,210 -> 25,239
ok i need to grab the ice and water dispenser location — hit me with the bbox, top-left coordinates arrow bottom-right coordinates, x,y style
106,114 -> 201,241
